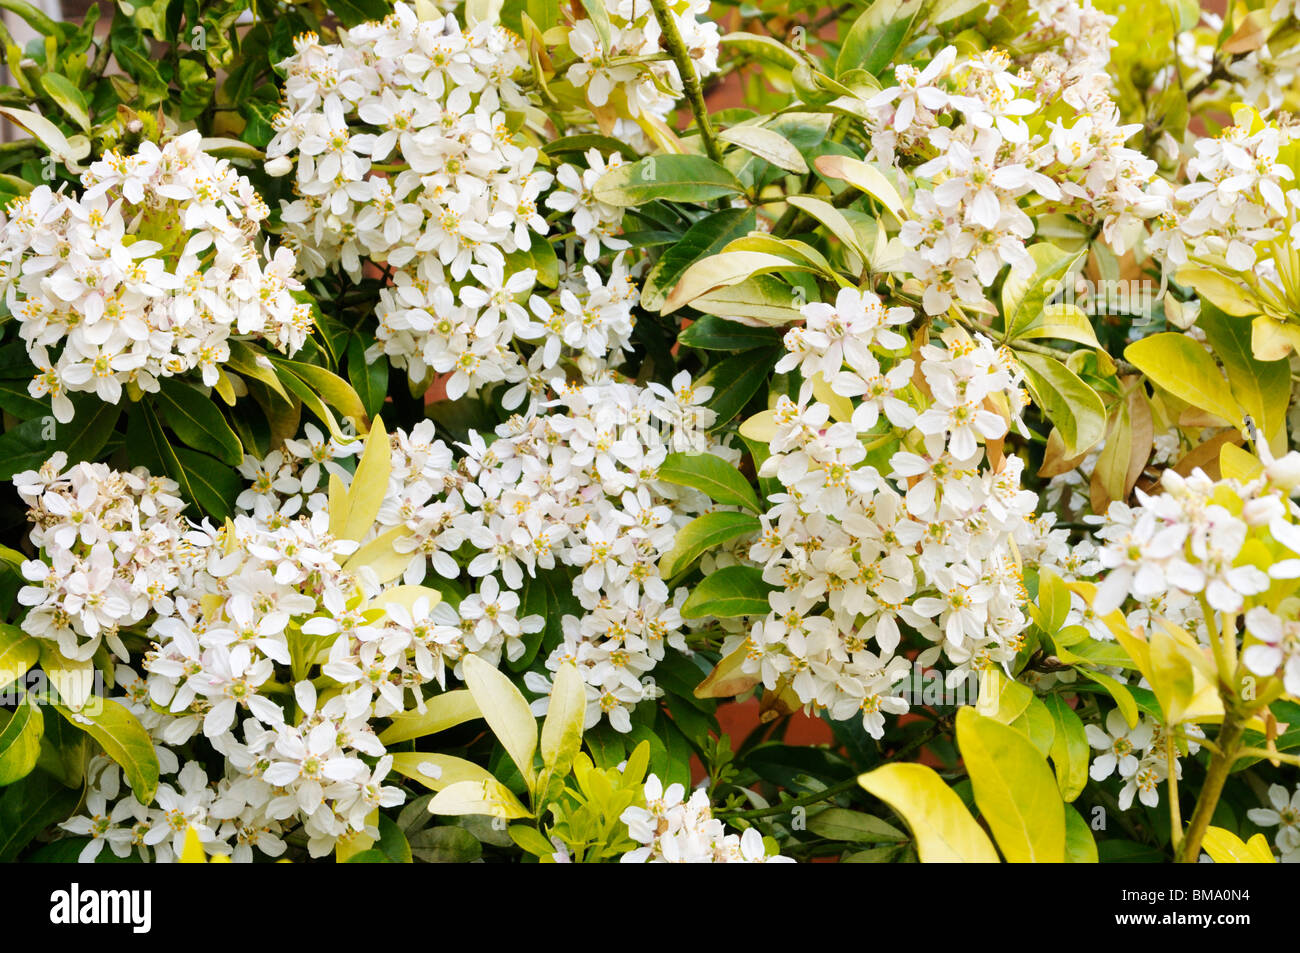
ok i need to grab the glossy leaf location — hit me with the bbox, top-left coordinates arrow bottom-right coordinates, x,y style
956,708 -> 1065,863
857,762 -> 999,863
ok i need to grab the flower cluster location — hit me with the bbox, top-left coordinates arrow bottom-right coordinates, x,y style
722,289 -> 1060,737
22,450 -> 422,860
267,4 -> 640,405
231,373 -> 729,733
1148,110 -> 1297,273
620,774 -> 792,863
1090,454 -> 1300,700
868,12 -> 1168,313
15,453 -> 208,663
1086,708 -> 1202,811
0,131 -> 309,422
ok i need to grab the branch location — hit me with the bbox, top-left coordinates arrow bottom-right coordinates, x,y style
647,0 -> 721,163
1175,709 -> 1246,862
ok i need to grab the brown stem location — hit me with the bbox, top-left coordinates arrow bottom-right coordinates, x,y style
1175,710 -> 1246,863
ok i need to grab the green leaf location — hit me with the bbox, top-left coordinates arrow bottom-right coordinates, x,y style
0,625 -> 39,694
0,380 -> 49,419
1081,669 -> 1139,728
1003,244 -> 1086,342
408,824 -> 483,862
719,31 -> 802,70
592,155 -> 744,207
659,510 -> 760,578
55,699 -> 160,805
1043,695 -> 1089,802
0,418 -> 50,481
717,124 -> 808,174
273,358 -> 369,429
539,661 -> 586,788
1017,352 -> 1107,456
656,452 -> 760,512
347,335 -> 389,421
329,0 -> 392,27
699,349 -> 779,429
664,251 -> 825,314
1124,333 -> 1244,429
0,697 -> 43,786
461,654 -> 538,791
677,315 -> 784,351
60,397 -> 122,465
0,769 -> 82,861
1009,694 -> 1056,758
374,813 -> 413,863
156,380 -> 242,465
956,707 -> 1065,862
1064,804 -> 1099,863
680,565 -> 775,619
541,134 -> 640,163
1198,302 -> 1290,445
172,448 -> 240,521
808,807 -> 908,843
858,762 -> 999,862
642,207 -> 755,312
39,72 -> 90,131
510,568 -> 578,673
837,0 -> 923,76
378,690 -> 480,745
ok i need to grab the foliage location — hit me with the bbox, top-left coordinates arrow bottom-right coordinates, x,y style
0,0 -> 1297,864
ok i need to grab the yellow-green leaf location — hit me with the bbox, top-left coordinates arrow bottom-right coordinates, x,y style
717,125 -> 808,174
378,690 -> 480,745
55,699 -> 159,805
956,707 -> 1065,863
343,525 -> 414,584
1044,695 -> 1089,802
1201,827 -> 1276,863
694,644 -> 762,699
427,778 -> 533,820
462,654 -> 537,791
857,762 -> 999,863
1175,266 -> 1259,317
0,696 -> 43,786
1124,333 -> 1244,429
539,661 -> 586,784
813,154 -> 904,221
1064,804 -> 1099,862
388,752 -> 496,791
1017,352 -> 1107,456
340,417 -> 390,543
0,625 -> 38,693
38,643 -> 95,711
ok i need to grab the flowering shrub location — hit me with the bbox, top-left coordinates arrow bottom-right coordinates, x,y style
0,0 -> 1297,866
